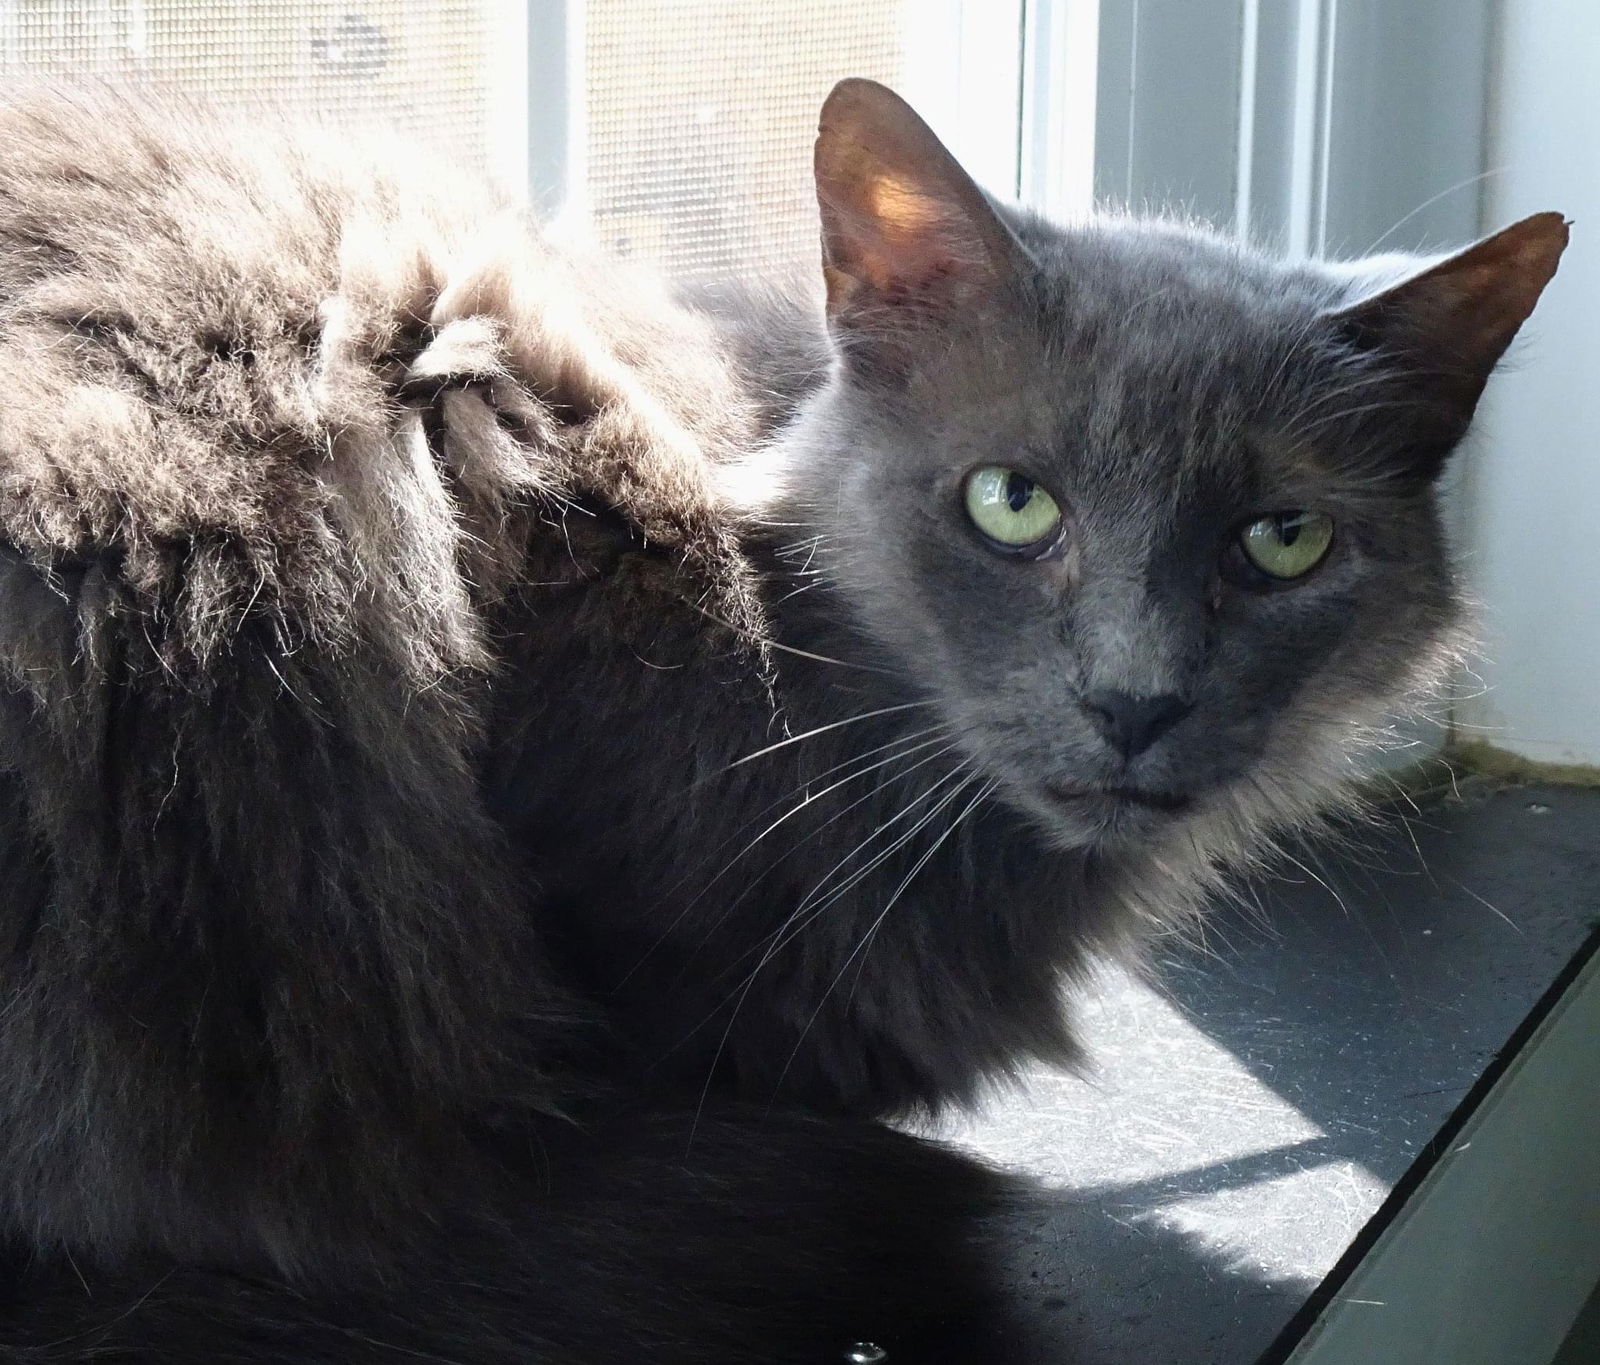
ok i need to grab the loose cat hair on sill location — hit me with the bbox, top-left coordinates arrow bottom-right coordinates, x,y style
0,78 -> 1564,1362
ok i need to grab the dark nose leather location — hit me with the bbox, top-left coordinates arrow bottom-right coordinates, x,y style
1083,690 -> 1191,758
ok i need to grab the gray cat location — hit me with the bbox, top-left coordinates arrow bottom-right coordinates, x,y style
0,78 -> 1564,1363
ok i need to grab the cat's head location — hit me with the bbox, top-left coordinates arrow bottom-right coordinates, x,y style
761,79 -> 1565,852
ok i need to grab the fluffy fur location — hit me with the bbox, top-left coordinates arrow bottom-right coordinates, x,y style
0,80 -> 1564,1361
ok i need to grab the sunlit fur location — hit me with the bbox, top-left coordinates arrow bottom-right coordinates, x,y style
0,84 -> 1542,1362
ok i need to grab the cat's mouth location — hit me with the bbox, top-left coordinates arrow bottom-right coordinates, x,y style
1045,782 -> 1192,814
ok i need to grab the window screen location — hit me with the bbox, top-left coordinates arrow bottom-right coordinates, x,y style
0,1 -> 919,281
0,1 -> 502,171
583,0 -> 910,281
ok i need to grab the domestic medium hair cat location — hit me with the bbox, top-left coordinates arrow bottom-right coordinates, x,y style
0,77 -> 1564,1361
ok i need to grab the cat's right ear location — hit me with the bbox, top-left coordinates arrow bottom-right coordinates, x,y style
1327,212 -> 1568,478
815,79 -> 1030,369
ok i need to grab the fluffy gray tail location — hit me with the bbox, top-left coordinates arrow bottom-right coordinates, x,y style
1,1109 -> 1032,1365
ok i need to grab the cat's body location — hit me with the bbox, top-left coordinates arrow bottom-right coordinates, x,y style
0,81 -> 1564,1361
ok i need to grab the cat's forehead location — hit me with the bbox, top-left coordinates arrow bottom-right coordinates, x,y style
1018,215 -> 1345,321
890,216 -> 1393,519
1015,219 -> 1346,402
999,220 -> 1360,489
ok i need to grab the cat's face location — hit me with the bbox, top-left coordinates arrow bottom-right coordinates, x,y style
789,235 -> 1457,848
768,80 -> 1564,852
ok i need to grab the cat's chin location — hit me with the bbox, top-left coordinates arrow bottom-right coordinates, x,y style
1045,783 -> 1192,814
1026,782 -> 1194,848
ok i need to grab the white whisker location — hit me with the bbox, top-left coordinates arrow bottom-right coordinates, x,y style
673,738 -> 964,963
727,700 -> 932,770
683,761 -> 974,1144
685,600 -> 893,674
766,777 -> 997,1106
620,727 -> 954,984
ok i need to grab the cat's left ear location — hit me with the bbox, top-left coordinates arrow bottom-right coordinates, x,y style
1328,211 -> 1569,475
814,79 -> 1032,367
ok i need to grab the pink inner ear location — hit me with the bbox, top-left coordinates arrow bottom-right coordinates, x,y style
814,80 -> 1031,332
820,185 -> 993,321
861,228 -> 970,302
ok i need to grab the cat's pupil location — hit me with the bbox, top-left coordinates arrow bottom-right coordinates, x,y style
1005,472 -> 1034,512
1278,514 -> 1302,546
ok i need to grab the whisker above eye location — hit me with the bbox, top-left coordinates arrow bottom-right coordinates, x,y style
1272,370 -> 1405,441
1283,397 -> 1431,445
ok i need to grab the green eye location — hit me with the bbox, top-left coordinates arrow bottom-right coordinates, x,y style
963,466 -> 1064,553
1238,510 -> 1335,580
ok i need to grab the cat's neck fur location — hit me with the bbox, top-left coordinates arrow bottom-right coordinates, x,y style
485,292 -> 1284,1122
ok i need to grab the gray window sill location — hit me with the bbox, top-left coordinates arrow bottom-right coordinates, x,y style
948,780 -> 1600,1363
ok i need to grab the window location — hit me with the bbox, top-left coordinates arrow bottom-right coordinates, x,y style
0,1 -> 518,174
580,0 -> 904,279
564,0 -> 1034,280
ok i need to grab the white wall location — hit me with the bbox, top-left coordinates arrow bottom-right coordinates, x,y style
1459,1 -> 1600,766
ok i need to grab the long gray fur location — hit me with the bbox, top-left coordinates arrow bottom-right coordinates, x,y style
0,78 -> 1563,1363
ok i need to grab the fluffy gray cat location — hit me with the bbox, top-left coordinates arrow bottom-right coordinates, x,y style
0,78 -> 1565,1362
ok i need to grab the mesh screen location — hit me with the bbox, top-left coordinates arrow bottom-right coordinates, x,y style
0,2 -> 917,281
584,0 -> 910,282
0,1 -> 499,170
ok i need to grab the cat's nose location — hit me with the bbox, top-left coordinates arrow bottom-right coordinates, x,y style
1082,690 -> 1191,758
